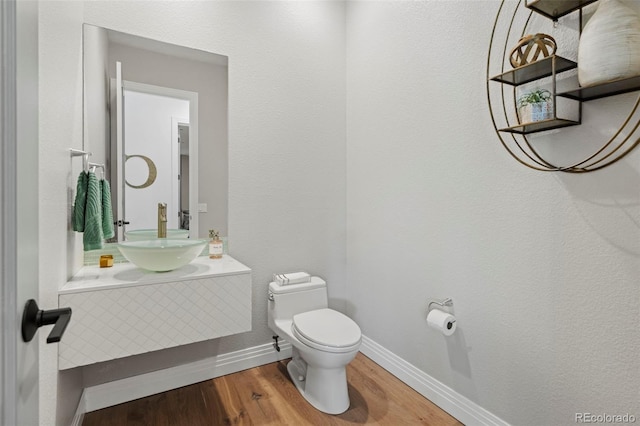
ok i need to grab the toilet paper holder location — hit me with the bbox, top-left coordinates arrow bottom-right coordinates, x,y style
427,297 -> 453,313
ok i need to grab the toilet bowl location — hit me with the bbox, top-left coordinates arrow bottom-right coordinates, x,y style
268,277 -> 361,414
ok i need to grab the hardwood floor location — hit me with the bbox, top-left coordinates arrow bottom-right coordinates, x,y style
83,353 -> 463,425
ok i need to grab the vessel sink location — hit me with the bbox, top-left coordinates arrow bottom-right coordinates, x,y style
124,229 -> 189,241
117,239 -> 207,272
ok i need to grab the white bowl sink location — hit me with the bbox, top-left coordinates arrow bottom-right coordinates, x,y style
117,239 -> 207,272
124,229 -> 190,241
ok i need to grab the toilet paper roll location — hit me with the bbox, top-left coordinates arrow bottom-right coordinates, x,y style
427,308 -> 457,336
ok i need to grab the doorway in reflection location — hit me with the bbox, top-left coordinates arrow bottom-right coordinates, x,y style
122,86 -> 191,232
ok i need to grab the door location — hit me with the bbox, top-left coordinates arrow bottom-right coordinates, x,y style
2,1 -> 40,424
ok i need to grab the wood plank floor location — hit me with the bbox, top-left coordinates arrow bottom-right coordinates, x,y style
83,353 -> 463,425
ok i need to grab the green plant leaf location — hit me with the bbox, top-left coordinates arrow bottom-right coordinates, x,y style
517,89 -> 552,107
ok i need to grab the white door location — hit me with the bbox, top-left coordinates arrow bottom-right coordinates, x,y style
2,1 -> 40,424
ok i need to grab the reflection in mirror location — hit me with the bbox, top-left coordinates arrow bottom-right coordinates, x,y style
179,123 -> 190,230
120,81 -> 195,234
83,24 -> 228,241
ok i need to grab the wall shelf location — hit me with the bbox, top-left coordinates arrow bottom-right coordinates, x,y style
525,0 -> 599,21
491,54 -> 581,136
499,118 -> 581,135
490,55 -> 577,86
487,0 -> 640,172
558,75 -> 640,101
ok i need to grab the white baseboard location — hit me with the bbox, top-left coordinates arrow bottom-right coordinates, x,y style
79,340 -> 292,414
360,335 -> 509,426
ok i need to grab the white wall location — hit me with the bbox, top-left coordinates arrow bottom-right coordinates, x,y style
38,1 -> 347,423
346,1 -> 640,425
83,24 -> 108,168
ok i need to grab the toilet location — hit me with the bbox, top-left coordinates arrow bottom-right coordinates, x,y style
268,276 -> 362,414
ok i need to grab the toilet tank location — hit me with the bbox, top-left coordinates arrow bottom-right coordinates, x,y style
268,277 -> 328,326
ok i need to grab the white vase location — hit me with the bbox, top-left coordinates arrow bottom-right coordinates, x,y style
578,0 -> 640,87
518,102 -> 554,124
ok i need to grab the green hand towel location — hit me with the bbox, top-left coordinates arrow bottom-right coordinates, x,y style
83,171 -> 104,251
101,179 -> 115,239
72,171 -> 88,232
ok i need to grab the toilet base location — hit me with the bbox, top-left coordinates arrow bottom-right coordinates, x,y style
287,351 -> 350,415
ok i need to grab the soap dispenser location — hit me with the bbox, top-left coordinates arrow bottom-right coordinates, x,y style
209,229 -> 223,259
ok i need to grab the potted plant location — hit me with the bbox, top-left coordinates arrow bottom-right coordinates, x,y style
517,89 -> 554,123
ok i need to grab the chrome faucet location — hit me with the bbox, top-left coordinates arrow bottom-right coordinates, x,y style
157,203 -> 167,238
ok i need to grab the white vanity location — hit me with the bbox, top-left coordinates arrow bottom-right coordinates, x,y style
58,255 -> 251,370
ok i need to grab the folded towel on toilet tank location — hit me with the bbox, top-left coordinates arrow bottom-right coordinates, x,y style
274,272 -> 311,285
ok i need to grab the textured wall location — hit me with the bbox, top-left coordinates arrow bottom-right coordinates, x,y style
346,1 -> 640,425
38,0 -> 347,405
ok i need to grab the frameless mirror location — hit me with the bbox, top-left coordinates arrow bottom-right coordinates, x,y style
83,24 -> 228,241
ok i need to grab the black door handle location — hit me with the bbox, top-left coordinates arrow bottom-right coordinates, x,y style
21,299 -> 72,344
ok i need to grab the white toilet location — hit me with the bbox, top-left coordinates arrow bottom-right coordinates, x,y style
268,276 -> 362,414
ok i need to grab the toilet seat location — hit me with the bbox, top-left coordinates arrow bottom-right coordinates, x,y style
292,308 -> 361,353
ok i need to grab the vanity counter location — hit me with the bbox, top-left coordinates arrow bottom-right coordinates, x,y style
61,255 -> 250,295
58,255 -> 252,370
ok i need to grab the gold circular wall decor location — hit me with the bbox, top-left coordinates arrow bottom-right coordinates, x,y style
125,154 -> 158,188
486,0 -> 640,173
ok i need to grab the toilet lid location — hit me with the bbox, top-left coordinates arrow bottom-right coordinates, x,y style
292,308 -> 361,349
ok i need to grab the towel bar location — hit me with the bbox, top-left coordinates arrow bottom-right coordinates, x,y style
88,162 -> 105,178
69,148 -> 92,171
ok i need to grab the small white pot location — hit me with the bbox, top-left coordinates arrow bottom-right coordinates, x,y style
518,102 -> 554,124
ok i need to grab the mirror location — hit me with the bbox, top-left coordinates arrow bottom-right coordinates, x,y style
83,24 -> 229,241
